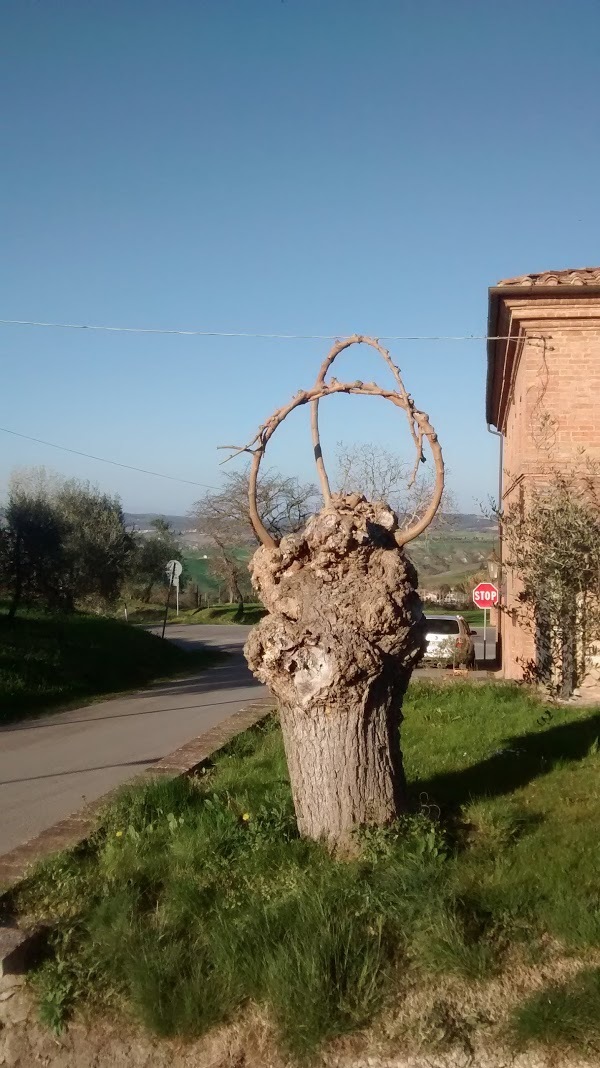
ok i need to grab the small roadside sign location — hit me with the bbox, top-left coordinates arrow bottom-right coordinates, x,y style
163,560 -> 183,627
165,560 -> 182,585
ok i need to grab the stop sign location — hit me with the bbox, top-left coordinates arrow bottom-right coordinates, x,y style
473,582 -> 499,607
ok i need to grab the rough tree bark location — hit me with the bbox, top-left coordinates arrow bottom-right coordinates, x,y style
223,335 -> 444,851
245,493 -> 425,847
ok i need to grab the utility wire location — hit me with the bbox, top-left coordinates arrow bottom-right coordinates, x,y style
0,426 -> 216,489
0,318 -> 539,342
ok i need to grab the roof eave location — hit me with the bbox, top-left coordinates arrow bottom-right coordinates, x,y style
485,283 -> 600,429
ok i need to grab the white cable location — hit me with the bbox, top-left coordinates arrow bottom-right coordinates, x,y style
0,426 -> 217,489
0,318 -> 541,342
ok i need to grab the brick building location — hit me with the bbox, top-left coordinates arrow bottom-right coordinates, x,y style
486,268 -> 600,679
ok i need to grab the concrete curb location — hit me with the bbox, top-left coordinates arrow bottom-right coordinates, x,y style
0,697 -> 272,972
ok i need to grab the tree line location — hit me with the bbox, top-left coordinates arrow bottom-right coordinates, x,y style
0,466 -> 317,619
0,470 -> 182,619
1,444 -> 455,620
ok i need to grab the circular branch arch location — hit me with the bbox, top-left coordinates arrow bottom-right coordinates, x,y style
233,334 -> 444,550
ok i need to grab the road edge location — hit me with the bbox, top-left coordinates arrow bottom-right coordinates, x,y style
0,696 -> 272,971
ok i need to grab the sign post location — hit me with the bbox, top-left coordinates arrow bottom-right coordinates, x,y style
484,606 -> 487,664
472,582 -> 499,664
162,560 -> 183,637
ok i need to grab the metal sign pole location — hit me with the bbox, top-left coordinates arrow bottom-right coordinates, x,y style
176,582 -> 179,617
483,607 -> 487,663
162,563 -> 175,640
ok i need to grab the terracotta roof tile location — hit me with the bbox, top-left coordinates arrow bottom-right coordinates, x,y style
497,267 -> 600,287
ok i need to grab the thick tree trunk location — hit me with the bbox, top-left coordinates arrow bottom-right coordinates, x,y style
277,672 -> 410,844
245,494 -> 425,850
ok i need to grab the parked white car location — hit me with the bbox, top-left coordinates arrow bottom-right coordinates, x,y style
422,614 -> 476,668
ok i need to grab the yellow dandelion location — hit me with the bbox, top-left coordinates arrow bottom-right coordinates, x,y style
115,830 -> 124,838
242,813 -> 251,822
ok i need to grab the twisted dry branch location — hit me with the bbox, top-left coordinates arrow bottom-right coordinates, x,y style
219,334 -> 444,550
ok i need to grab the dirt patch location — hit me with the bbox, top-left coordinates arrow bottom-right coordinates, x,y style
1,953 -> 599,1068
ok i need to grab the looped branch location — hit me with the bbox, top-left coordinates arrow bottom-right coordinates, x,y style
220,334 -> 444,551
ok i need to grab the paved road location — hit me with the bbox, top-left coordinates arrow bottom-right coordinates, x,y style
0,621 -> 499,858
0,625 -> 264,856
471,625 -> 497,664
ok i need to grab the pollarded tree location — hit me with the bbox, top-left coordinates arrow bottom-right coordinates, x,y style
224,335 -> 444,852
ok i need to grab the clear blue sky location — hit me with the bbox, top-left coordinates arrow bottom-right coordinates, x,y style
2,0 -> 599,515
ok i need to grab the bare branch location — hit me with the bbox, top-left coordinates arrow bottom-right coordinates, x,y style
237,335 -> 444,549
310,399 -> 332,506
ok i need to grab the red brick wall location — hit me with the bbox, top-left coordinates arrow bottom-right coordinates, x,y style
494,295 -> 600,679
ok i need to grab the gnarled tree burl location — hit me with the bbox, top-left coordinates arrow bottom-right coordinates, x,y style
224,335 -> 444,850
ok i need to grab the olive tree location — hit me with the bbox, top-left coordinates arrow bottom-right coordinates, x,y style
2,487 -> 64,618
224,335 -> 444,851
1,470 -> 133,616
55,480 -> 133,610
500,468 -> 600,698
128,518 -> 182,603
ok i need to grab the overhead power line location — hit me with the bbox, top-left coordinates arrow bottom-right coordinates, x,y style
0,426 -> 216,490
0,318 -> 535,342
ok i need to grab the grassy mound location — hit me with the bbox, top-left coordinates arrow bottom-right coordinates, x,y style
0,612 -> 218,722
13,683 -> 600,1058
125,602 -> 266,626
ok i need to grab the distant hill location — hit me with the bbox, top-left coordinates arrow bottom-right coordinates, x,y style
446,513 -> 496,533
125,511 -> 497,590
124,511 -> 496,535
407,530 -> 497,588
124,513 -> 196,532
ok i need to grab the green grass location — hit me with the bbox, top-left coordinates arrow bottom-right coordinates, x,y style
125,602 -> 266,626
0,611 -> 219,722
511,967 -> 600,1053
13,683 -> 600,1058
183,549 -> 253,593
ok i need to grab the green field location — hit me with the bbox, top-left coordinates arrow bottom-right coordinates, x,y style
408,529 -> 498,587
183,548 -> 253,595
183,531 -> 498,597
15,682 -> 600,1060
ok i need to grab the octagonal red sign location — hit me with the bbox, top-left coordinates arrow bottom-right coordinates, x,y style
472,582 -> 499,607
